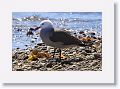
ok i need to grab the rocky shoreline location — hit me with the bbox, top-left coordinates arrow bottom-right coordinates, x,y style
12,14 -> 102,71
12,37 -> 102,71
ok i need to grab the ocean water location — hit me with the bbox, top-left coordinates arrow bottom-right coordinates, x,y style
12,12 -> 102,49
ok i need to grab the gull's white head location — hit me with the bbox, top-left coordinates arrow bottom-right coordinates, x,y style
39,20 -> 54,29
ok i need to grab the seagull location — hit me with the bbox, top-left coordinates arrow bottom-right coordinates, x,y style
35,20 -> 92,60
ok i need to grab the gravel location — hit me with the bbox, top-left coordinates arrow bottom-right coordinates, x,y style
12,37 -> 102,71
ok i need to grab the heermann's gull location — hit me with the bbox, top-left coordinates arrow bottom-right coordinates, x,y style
35,20 -> 91,60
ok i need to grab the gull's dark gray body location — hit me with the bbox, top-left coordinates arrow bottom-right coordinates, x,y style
50,30 -> 85,46
40,27 -> 86,48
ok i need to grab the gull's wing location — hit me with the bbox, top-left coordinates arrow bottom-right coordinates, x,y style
49,30 -> 86,46
54,28 -> 71,35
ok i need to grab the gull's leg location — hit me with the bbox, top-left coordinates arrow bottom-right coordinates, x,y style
59,49 -> 61,60
53,48 -> 56,58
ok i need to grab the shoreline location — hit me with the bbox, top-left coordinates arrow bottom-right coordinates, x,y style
12,36 -> 102,71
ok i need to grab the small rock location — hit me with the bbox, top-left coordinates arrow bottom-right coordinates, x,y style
22,65 -> 29,69
61,60 -> 72,65
16,47 -> 20,50
40,62 -> 46,65
34,45 -> 39,48
53,65 -> 63,70
41,47 -> 47,50
46,63 -> 53,68
79,31 -> 84,34
17,52 -> 28,60
25,45 -> 28,47
17,29 -> 22,32
40,67 -> 47,71
85,49 -> 92,53
31,39 -> 35,43
68,65 -> 78,70
47,68 -> 52,71
33,64 -> 43,69
24,69 -> 29,71
37,43 -> 45,46
86,55 -> 95,60
94,53 -> 102,59
81,50 -> 87,56
18,63 -> 22,66
27,66 -> 32,70
30,61 -> 37,65
16,68 -> 24,71
12,60 -> 17,64
90,61 -> 98,66
33,69 -> 38,71
26,30 -> 34,36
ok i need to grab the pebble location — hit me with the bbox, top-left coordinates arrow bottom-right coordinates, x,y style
41,47 -> 47,50
85,49 -> 92,53
81,50 -> 87,56
90,61 -> 98,66
47,68 -> 52,71
18,63 -> 22,66
27,66 -> 32,70
16,68 -> 24,71
37,43 -> 45,46
53,65 -> 63,70
94,53 -> 102,59
86,55 -> 95,60
26,30 -> 34,36
46,63 -> 53,68
31,39 -> 35,43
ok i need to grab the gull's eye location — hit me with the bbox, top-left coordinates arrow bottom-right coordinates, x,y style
41,23 -> 44,25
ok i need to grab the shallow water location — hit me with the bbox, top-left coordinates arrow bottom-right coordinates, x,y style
12,12 -> 102,49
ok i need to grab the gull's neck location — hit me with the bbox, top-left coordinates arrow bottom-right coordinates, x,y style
40,27 -> 54,38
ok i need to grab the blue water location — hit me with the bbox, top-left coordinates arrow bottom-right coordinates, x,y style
12,12 -> 102,49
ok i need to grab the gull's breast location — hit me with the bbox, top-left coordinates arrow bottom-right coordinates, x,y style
40,34 -> 64,48
40,29 -> 59,47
